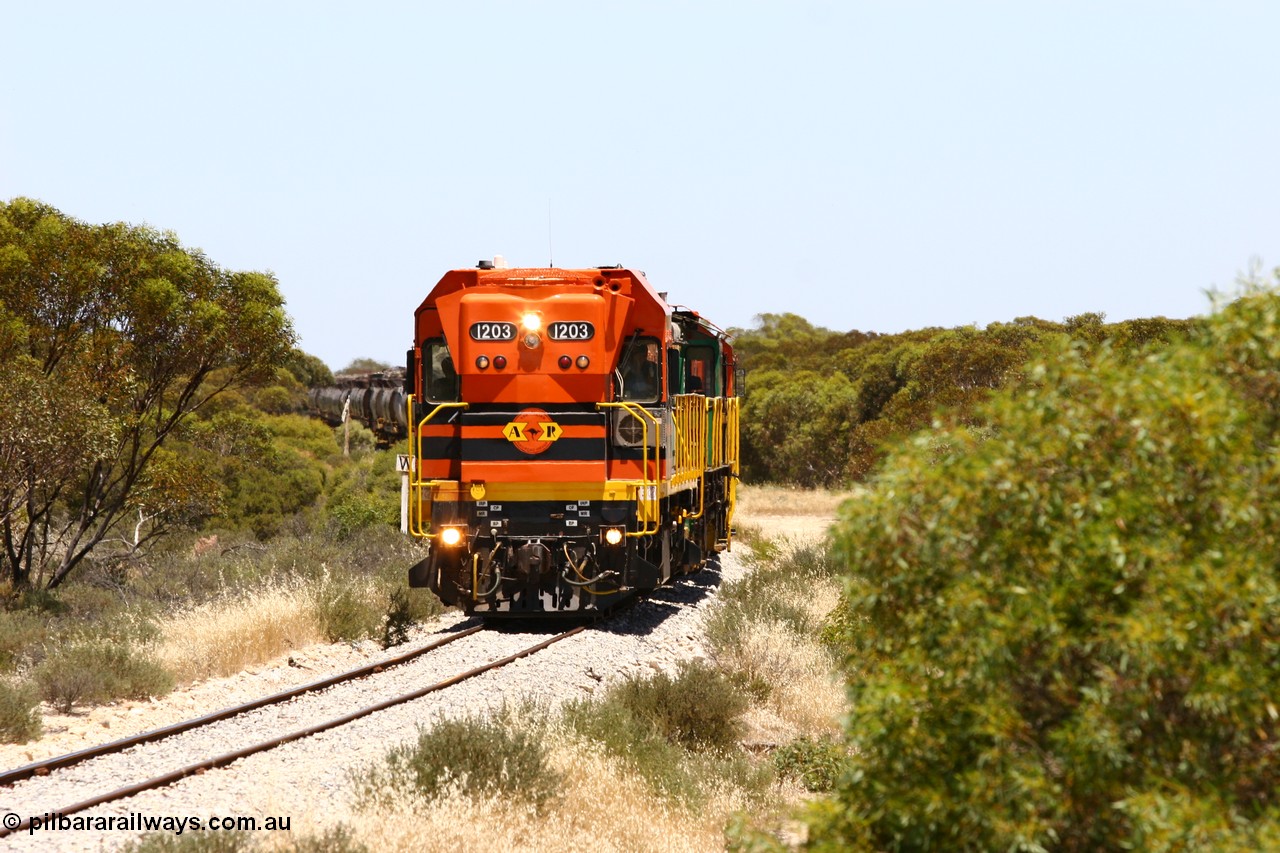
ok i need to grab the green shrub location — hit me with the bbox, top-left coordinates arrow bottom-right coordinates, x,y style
312,578 -> 381,643
325,449 -> 399,538
609,659 -> 746,753
285,825 -> 368,853
773,736 -> 846,792
253,385 -> 295,414
808,287 -> 1280,850
121,832 -> 251,852
121,825 -> 365,853
724,811 -> 792,853
356,712 -> 560,811
328,492 -> 389,540
380,587 -> 414,649
35,641 -> 173,713
0,610 -> 47,671
0,680 -> 41,743
564,687 -> 702,805
564,660 -> 764,810
724,668 -> 772,703
705,539 -> 838,655
14,587 -> 68,614
336,420 -> 377,454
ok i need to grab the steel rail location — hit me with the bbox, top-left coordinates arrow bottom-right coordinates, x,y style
0,625 -> 585,838
0,623 -> 486,788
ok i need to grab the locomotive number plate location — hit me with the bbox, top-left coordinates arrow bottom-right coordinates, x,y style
470,322 -> 517,341
547,321 -> 594,341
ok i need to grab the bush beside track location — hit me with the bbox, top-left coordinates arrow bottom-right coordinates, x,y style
803,284 -> 1280,851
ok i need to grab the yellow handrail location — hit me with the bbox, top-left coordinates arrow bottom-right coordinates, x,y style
596,401 -> 661,537
405,396 -> 469,539
725,396 -> 740,545
670,394 -> 706,486
670,394 -> 707,520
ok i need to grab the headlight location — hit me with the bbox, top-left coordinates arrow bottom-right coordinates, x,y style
521,312 -> 542,332
439,527 -> 464,546
603,527 -> 624,546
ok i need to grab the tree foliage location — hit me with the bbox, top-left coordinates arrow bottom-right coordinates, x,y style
809,283 -> 1280,850
731,312 -> 1198,485
739,369 -> 859,487
283,348 -> 334,388
0,198 -> 294,587
339,357 -> 393,375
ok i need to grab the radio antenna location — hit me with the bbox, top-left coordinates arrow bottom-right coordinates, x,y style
547,199 -> 554,268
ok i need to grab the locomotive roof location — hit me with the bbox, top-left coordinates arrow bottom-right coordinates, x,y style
416,265 -> 664,312
415,265 -> 729,343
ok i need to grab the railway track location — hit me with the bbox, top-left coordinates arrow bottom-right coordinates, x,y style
0,623 -> 585,839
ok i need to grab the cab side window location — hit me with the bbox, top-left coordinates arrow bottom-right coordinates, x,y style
423,339 -> 459,402
619,338 -> 661,403
666,348 -> 681,398
685,346 -> 714,395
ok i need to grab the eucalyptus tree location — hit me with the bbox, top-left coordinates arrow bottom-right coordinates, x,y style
0,198 -> 294,588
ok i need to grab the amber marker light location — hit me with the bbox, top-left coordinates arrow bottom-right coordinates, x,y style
576,355 -> 590,368
476,355 -> 490,369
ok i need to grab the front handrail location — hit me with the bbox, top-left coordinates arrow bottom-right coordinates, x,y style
406,396 -> 469,539
597,401 -> 661,537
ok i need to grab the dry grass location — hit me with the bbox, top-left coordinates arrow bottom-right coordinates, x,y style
155,580 -> 326,683
713,572 -> 846,736
730,617 -> 844,735
735,484 -> 857,520
343,727 -> 756,853
733,484 -> 859,546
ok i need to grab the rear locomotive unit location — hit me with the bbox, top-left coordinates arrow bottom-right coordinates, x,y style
405,262 -> 740,616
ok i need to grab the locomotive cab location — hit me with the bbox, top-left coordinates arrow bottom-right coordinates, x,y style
405,263 -> 739,616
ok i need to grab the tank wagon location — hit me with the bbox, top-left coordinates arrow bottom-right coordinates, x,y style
306,371 -> 408,448
405,262 -> 740,616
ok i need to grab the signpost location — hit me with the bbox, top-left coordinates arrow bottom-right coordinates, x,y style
397,454 -> 411,533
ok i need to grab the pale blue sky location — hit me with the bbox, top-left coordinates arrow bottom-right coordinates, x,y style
3,2 -> 1277,370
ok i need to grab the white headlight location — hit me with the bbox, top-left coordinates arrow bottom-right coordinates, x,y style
521,312 -> 542,332
440,527 -> 463,546
604,527 -> 624,546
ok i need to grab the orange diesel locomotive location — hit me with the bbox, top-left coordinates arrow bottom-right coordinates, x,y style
405,262 -> 740,616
